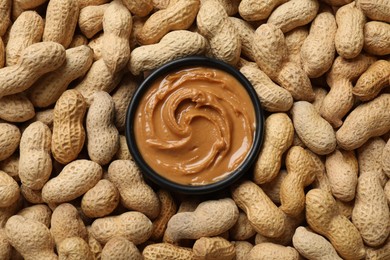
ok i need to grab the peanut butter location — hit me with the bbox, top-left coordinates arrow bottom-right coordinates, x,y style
134,67 -> 256,185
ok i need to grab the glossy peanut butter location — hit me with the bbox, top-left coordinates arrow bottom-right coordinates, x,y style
134,67 -> 255,185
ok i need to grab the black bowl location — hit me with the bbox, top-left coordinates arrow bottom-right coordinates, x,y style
125,56 -> 264,194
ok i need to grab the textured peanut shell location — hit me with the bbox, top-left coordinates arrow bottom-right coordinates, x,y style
202,0 -> 240,16
87,92 -> 119,165
260,169 -> 287,204
11,0 -> 48,19
29,45 -> 93,108
115,135 -> 132,160
285,27 -> 309,67
267,0 -> 319,33
79,4 -> 108,39
306,189 -> 365,259
229,211 -> 256,241
366,237 -> 390,260
101,237 -> 142,260
254,113 -> 293,184
42,160 -> 102,204
229,17 -> 256,61
16,204 -> 51,228
233,241 -> 253,260
357,0 -> 390,23
312,87 -> 328,113
280,146 -> 318,216
385,181 -> 390,205
51,90 -> 87,164
0,123 -> 21,161
0,228 -> 11,260
0,0 -> 10,36
129,30 -> 208,75
43,0 -> 79,48
239,0 -> 287,21
0,170 -> 19,207
20,184 -> 43,204
164,198 -> 238,243
193,237 -> 235,260
143,243 -> 195,260
6,10 -> 44,66
151,190 -> 177,241
231,181 -> 285,238
0,36 -> 3,68
0,93 -> 35,122
19,121 -> 52,190
353,60 -> 390,101
383,140 -> 390,178
58,237 -> 94,260
88,33 -> 103,61
78,0 -> 109,8
69,34 -> 88,48
292,226 -> 342,260
0,42 -> 66,98
137,0 -> 199,45
336,94 -> 390,150
364,21 -> 390,56
248,243 -> 299,260
122,0 -> 153,17
300,10 -> 336,78
90,211 -> 153,245
81,179 -> 119,218
0,153 -> 19,181
112,76 -> 137,131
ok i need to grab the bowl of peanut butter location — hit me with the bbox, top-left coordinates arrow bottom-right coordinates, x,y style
126,56 -> 264,194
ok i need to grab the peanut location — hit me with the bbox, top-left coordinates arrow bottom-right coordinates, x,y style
383,140 -> 390,177
300,10 -> 336,78
334,2 -> 366,59
238,0 -> 287,21
353,60 -> 390,101
366,237 -> 390,260
0,93 -> 35,122
193,237 -> 235,260
364,21 -> 390,56
0,197 -> 22,228
197,0 -> 240,65
0,153 -> 19,181
19,121 -> 52,190
312,87 -> 328,113
385,181 -> 390,205
42,160 -> 102,204
90,211 -> 153,245
232,241 -> 253,260
129,30 -> 208,75
260,169 -> 287,204
357,0 -> 390,23
0,42 -> 66,99
79,4 -> 109,39
0,0 -> 10,36
58,237 -> 94,260
43,0 -> 79,48
88,33 -> 103,61
0,123 -> 21,161
306,189 -> 365,259
16,204 -> 51,228
0,36 -> 4,68
248,242 -> 299,260
151,190 -> 177,241
336,199 -> 354,219
229,17 -> 256,61
0,170 -> 19,207
87,91 -> 119,165
78,0 -> 109,8
320,0 -> 352,6
11,0 -> 47,20
292,226 -> 342,260
164,198 -> 238,243
28,45 -> 94,108
115,135 -> 132,160
122,0 -> 153,17
285,26 -> 308,67
229,211 -> 256,241
143,243 -> 195,260
137,0 -> 199,45
51,90 -> 87,164
20,185 -> 44,204
6,10 -> 44,66
69,34 -> 88,48
291,101 -> 336,155
101,236 -> 142,260
202,0 -> 240,16
112,75 -> 137,131
336,94 -> 390,150
0,229 -> 11,260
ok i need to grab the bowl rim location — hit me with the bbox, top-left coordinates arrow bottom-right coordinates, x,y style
125,56 -> 264,194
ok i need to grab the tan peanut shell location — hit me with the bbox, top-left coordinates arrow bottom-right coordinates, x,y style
335,2 -> 366,59
42,160 -> 102,204
231,181 -> 285,238
193,237 -> 235,260
5,216 -> 57,260
81,179 -> 119,218
0,93 -> 35,122
115,135 -> 132,160
11,0 -> 48,19
0,170 -> 20,207
0,228 -> 11,260
285,27 -> 309,67
248,242 -> 299,260
90,211 -> 153,245
240,63 -> 293,112
385,181 -> 390,205
326,149 -> 358,202
58,237 -> 94,260
29,45 -> 94,108
0,42 -> 66,99
306,189 -> 365,259
229,211 -> 256,241
336,94 -> 390,150
0,36 -> 4,68
197,0 -> 240,65
336,199 -> 354,219
353,60 -> 390,101
143,243 -> 195,260
16,204 -> 51,228
112,75 -> 137,131
51,90 -> 87,164
19,121 -> 52,190
78,0 -> 109,8
31,109 -> 54,130
43,0 -> 79,48
164,198 -> 238,243
238,0 -> 287,21
79,4 -> 109,39
300,10 -> 336,78
20,184 -> 44,204
102,1 -> 132,74
292,226 -> 342,260
260,169 -> 287,204
122,0 -> 153,17
254,113 -> 293,184
202,0 -> 240,16
267,0 -> 319,33
229,17 -> 256,61
364,21 -> 390,56
0,197 -> 23,228
129,30 -> 208,75
291,101 -> 336,155
320,0 -> 352,6
0,123 -> 21,161
233,241 -> 253,260
0,0 -> 10,36
151,190 -> 177,241
321,54 -> 376,128
6,10 -> 44,66
88,33 -> 103,61
87,92 -> 119,165
280,146 -> 318,216
69,34 -> 88,48
137,0 -> 199,45
101,236 -> 142,260
357,0 -> 390,23
383,140 -> 390,178
0,153 -> 19,181
366,237 -> 390,260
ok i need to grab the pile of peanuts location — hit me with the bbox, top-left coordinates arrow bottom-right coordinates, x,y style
0,0 -> 389,259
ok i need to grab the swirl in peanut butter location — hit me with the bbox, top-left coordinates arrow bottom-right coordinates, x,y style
134,67 -> 256,185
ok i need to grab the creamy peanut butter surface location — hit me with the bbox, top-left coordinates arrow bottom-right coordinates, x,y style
134,67 -> 256,185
